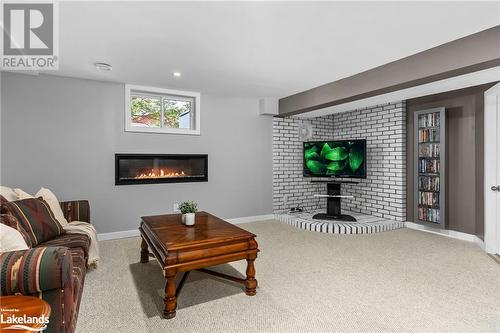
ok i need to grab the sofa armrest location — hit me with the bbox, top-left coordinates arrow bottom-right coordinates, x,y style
59,200 -> 90,223
0,247 -> 73,295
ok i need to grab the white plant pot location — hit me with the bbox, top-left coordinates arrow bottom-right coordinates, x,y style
184,213 -> 195,226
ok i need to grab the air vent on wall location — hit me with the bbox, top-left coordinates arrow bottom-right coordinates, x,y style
298,121 -> 313,140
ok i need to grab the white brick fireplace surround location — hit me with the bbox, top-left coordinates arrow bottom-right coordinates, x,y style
273,102 -> 406,222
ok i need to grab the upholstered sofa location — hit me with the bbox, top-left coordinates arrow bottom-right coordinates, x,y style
0,200 -> 91,333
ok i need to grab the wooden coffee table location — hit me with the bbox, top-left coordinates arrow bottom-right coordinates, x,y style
139,211 -> 259,319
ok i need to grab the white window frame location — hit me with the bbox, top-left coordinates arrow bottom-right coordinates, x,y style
125,84 -> 201,135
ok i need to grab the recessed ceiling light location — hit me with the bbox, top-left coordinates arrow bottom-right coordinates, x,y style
173,72 -> 181,77
94,62 -> 112,71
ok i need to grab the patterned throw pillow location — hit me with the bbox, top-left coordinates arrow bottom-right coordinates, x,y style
0,195 -> 9,214
3,198 -> 64,246
0,213 -> 33,248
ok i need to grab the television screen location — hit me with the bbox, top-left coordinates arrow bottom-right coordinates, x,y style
303,140 -> 366,178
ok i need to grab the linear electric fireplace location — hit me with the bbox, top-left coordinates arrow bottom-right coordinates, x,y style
115,154 -> 208,185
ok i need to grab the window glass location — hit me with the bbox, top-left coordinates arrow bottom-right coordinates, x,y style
163,98 -> 192,129
126,85 -> 200,135
130,96 -> 161,128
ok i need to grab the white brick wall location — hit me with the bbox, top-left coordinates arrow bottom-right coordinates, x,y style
331,102 -> 407,221
273,115 -> 335,213
273,102 -> 407,221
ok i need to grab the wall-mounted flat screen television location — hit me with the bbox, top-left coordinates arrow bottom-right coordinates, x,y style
303,140 -> 367,178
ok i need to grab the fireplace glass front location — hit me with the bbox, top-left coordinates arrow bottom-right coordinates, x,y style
115,154 -> 208,185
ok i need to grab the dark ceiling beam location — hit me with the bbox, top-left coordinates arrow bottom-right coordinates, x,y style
278,25 -> 500,117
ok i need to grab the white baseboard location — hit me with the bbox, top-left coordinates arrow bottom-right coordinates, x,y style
474,236 -> 485,250
97,229 -> 140,241
405,221 -> 485,248
97,214 -> 275,241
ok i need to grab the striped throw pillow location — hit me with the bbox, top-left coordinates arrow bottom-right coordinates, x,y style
4,198 -> 64,246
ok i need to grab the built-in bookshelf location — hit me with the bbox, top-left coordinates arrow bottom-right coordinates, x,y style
414,107 -> 445,228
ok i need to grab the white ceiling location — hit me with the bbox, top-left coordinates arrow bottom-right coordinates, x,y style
53,1 -> 500,98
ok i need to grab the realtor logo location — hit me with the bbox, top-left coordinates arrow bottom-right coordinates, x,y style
1,1 -> 58,70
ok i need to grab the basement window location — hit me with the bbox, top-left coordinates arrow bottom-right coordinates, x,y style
125,84 -> 200,135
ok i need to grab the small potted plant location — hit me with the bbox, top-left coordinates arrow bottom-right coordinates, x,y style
179,200 -> 198,226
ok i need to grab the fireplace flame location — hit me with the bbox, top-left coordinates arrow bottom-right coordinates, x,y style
135,169 -> 186,179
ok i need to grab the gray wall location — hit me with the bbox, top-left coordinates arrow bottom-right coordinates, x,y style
1,73 -> 273,233
406,83 -> 496,238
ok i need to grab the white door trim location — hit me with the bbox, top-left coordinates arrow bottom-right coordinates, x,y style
484,83 -> 500,254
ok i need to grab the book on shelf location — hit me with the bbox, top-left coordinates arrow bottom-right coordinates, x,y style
418,159 -> 440,173
418,128 -> 440,142
418,143 -> 440,157
418,207 -> 440,223
418,175 -> 440,191
418,112 -> 440,128
418,191 -> 440,206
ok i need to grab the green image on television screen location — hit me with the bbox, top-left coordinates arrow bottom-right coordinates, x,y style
303,140 -> 366,178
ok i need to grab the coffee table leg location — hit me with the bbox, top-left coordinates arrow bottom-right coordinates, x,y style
164,270 -> 177,319
140,237 -> 149,263
244,258 -> 257,296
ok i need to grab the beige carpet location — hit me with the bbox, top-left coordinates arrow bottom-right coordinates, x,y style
77,220 -> 500,333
